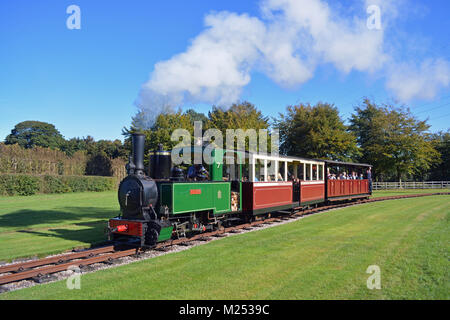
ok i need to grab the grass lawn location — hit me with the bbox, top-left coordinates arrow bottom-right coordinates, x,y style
1,194 -> 448,300
0,189 -> 447,262
0,191 -> 118,261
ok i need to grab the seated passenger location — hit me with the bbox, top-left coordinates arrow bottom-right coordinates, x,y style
187,165 -> 196,181
188,164 -> 209,181
197,164 -> 209,181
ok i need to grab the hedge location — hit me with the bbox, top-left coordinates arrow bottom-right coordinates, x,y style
0,144 -> 127,180
0,174 -> 117,196
0,144 -> 87,176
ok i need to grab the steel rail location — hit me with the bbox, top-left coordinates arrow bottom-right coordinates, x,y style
0,246 -> 115,274
0,248 -> 137,285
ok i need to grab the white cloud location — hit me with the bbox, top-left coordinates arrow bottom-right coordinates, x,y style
262,0 -> 388,73
144,12 -> 265,107
386,59 -> 450,102
135,0 -> 449,126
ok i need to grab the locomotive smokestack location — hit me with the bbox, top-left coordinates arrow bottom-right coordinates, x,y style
132,133 -> 145,175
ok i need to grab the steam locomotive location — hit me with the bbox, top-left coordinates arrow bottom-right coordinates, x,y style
108,133 -> 372,247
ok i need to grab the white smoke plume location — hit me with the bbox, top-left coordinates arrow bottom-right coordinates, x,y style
135,0 -> 449,128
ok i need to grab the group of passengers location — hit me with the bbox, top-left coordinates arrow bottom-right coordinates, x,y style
328,171 -> 364,180
185,164 -> 371,185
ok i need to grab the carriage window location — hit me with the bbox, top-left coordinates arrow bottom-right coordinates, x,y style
278,161 -> 285,181
312,165 -> 318,181
318,164 -> 323,180
297,164 -> 304,180
223,164 -> 230,181
256,159 -> 264,181
267,160 -> 276,181
223,163 -> 239,181
305,164 -> 311,180
223,152 -> 240,181
242,164 -> 249,181
288,163 -> 294,180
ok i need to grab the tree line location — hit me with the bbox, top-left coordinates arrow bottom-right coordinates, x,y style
126,99 -> 448,182
2,121 -> 127,177
2,98 -> 449,182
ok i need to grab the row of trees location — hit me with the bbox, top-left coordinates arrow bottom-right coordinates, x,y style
4,121 -> 128,159
125,99 -> 448,182
124,102 -> 270,151
3,121 -> 127,177
275,99 -> 447,181
3,99 -> 448,181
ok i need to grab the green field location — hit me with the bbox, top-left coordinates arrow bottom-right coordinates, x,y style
0,191 -> 118,261
1,191 -> 449,300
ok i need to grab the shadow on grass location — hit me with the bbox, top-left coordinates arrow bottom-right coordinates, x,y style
0,207 -> 118,246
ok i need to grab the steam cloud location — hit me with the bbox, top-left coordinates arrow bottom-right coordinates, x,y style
135,0 -> 450,128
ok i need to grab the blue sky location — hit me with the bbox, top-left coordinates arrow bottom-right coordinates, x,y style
0,0 -> 449,142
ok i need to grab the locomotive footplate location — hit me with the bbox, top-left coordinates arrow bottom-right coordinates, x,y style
108,218 -> 173,247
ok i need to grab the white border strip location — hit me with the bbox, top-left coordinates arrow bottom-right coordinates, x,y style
301,181 -> 325,185
253,182 -> 292,187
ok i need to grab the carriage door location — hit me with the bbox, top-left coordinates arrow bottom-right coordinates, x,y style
293,181 -> 300,202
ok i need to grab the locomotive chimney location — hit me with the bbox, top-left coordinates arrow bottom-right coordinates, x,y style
132,133 -> 145,176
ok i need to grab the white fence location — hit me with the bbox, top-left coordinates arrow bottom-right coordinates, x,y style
372,181 -> 450,190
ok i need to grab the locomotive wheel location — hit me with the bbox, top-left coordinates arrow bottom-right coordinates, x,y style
145,228 -> 159,247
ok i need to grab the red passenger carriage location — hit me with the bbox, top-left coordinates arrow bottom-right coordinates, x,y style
325,160 -> 372,201
241,154 -> 372,215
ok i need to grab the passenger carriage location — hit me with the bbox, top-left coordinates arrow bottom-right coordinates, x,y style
325,160 -> 372,201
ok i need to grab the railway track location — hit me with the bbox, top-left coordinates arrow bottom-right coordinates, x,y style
0,192 -> 448,289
